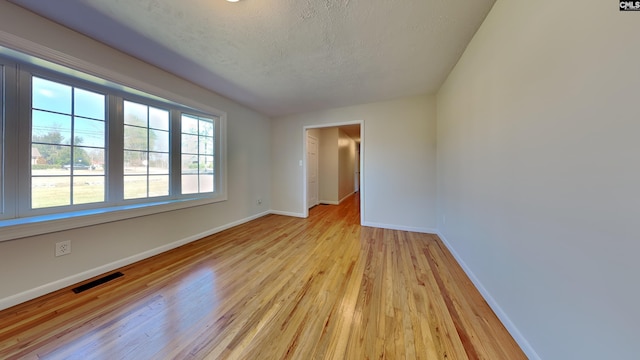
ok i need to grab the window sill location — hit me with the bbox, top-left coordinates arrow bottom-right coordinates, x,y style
0,195 -> 226,242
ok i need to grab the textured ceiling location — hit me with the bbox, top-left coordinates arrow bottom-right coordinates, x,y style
10,0 -> 495,117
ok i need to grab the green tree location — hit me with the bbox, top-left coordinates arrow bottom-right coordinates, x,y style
73,136 -> 91,165
33,131 -> 89,166
33,130 -> 67,166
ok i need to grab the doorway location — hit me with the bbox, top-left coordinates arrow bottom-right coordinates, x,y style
303,122 -> 363,224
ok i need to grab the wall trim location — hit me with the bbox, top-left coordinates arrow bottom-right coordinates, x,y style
318,192 -> 355,206
0,211 -> 270,311
437,231 -> 541,360
339,192 -> 354,204
269,210 -> 307,218
362,221 -> 437,234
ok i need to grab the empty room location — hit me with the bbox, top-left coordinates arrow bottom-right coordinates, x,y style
0,1 -> 637,359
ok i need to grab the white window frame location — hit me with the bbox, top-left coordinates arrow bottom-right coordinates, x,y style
0,62 -> 4,219
22,72 -> 112,215
0,57 -> 18,223
0,39 -> 227,242
180,113 -> 217,195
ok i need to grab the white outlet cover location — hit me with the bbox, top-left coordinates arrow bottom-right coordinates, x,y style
55,240 -> 72,257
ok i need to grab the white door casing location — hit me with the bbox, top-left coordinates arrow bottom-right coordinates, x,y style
354,146 -> 360,192
307,134 -> 319,208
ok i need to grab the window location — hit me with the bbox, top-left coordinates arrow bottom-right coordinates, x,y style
31,77 -> 106,208
123,101 -> 170,199
0,58 -> 16,222
181,114 -> 215,194
0,46 -> 226,240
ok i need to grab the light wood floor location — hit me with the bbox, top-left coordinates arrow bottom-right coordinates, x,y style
0,194 -> 526,359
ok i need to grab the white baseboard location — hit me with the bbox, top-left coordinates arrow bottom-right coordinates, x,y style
269,210 -> 307,218
0,211 -> 271,311
319,192 -> 354,206
437,231 -> 541,360
339,192 -> 354,204
361,221 -> 437,234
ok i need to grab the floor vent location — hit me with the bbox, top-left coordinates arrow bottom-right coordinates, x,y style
72,272 -> 124,294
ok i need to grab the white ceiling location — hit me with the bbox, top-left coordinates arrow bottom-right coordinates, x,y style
10,0 -> 495,117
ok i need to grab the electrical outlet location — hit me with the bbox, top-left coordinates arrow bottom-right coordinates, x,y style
55,240 -> 71,257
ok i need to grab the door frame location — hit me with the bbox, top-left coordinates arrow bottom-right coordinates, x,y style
306,133 -> 319,208
302,120 -> 364,225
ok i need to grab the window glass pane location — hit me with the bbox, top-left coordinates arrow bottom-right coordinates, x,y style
32,77 -> 71,114
124,101 -> 147,126
181,134 -> 198,154
124,125 -> 148,151
149,107 -> 169,130
124,150 -> 147,175
199,119 -> 213,136
74,88 -> 105,120
182,115 -> 199,134
73,147 -> 95,170
199,174 -> 214,193
149,153 -> 169,174
32,176 -> 70,208
31,145 -> 70,170
181,154 -> 197,174
73,176 -> 105,204
149,175 -> 169,197
200,156 -> 214,173
32,111 -> 71,145
74,118 -> 105,148
199,136 -> 214,155
85,148 -> 105,173
150,129 -> 169,152
124,175 -> 148,199
181,175 -> 198,194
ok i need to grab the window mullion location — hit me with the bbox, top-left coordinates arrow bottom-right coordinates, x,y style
1,62 -> 19,219
15,65 -> 33,217
107,95 -> 124,203
170,109 -> 181,196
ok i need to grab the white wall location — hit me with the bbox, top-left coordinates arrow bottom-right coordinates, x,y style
0,2 -> 271,309
437,1 -> 640,359
338,129 -> 356,201
272,94 -> 437,232
318,128 -> 339,203
316,127 -> 356,204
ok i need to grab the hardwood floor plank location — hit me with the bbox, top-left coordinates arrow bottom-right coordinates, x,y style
0,194 -> 526,359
